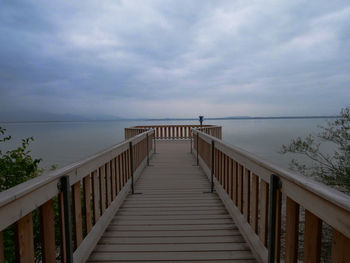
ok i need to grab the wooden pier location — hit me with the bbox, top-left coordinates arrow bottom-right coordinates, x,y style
89,140 -> 257,262
0,124 -> 350,263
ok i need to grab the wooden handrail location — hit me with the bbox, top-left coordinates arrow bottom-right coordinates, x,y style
0,129 -> 155,262
192,128 -> 350,263
125,125 -> 222,140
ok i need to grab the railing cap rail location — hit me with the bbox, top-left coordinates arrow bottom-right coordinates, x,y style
0,129 -> 154,208
192,128 -> 350,213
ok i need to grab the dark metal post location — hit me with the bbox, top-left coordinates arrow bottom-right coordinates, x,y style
196,132 -> 199,166
129,141 -> 134,194
268,174 -> 280,263
153,136 -> 156,154
146,133 -> 149,166
61,176 -> 73,263
211,140 -> 215,193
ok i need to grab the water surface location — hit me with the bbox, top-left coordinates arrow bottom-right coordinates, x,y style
0,118 -> 331,170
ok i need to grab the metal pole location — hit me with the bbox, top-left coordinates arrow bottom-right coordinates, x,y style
268,174 -> 280,263
129,141 -> 134,194
196,133 -> 199,166
211,140 -> 215,193
153,136 -> 156,154
60,176 -> 73,263
146,133 -> 149,166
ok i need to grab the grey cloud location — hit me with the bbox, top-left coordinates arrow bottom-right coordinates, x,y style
0,0 -> 349,118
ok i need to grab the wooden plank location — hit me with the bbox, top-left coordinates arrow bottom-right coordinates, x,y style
111,159 -> 116,199
16,213 -> 34,263
122,151 -> 126,184
58,192 -> 66,263
117,155 -> 122,192
40,199 -> 56,263
228,157 -> 233,199
72,181 -> 83,248
250,173 -> 259,233
331,229 -> 350,263
304,210 -> 321,263
233,161 -> 238,205
285,197 -> 299,263
92,170 -> 100,223
225,155 -> 229,193
105,162 -> 111,206
243,168 -> 250,222
83,175 -> 93,234
99,166 -> 106,214
89,250 -> 255,261
0,231 -> 4,263
99,235 -> 245,244
259,179 -> 269,246
94,242 -> 250,252
237,164 -> 243,212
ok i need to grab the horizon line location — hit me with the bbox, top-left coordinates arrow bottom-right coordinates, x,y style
0,115 -> 340,124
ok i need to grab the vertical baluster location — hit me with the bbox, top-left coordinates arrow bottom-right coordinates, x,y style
237,164 -> 243,212
83,175 -> 92,234
117,155 -> 122,191
105,162 -> 111,206
304,210 -> 322,263
223,154 -> 227,191
121,152 -> 126,186
99,166 -> 106,214
111,159 -> 116,199
218,151 -> 222,184
40,199 -> 56,263
232,161 -> 238,205
72,181 -> 83,248
331,229 -> 350,262
0,231 -> 4,263
243,168 -> 250,222
16,213 -> 34,263
250,173 -> 259,233
285,197 -> 299,263
92,170 -> 100,223
214,148 -> 218,180
228,158 -> 233,199
259,179 -> 269,246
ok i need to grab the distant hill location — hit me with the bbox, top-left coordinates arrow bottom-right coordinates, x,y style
0,111 -> 122,122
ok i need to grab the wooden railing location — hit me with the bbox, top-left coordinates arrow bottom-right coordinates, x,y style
125,125 -> 222,140
0,129 -> 154,263
192,129 -> 350,263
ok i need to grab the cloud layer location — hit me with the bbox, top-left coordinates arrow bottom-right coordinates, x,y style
1,0 -> 349,118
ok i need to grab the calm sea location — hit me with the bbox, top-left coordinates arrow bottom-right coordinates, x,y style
0,118 -> 333,171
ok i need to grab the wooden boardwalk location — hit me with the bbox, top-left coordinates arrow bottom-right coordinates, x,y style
88,140 -> 257,262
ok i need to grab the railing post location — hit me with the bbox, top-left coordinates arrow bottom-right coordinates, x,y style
146,133 -> 149,166
211,140 -> 215,193
129,141 -> 134,194
196,132 -> 199,166
60,176 -> 73,263
268,174 -> 280,263
153,135 -> 157,154
190,131 -> 193,153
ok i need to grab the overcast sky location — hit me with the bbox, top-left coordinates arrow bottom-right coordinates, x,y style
0,0 -> 349,119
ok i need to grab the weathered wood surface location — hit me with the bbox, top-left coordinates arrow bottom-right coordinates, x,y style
88,141 -> 257,262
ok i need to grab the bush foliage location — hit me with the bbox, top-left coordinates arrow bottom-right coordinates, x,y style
281,107 -> 350,193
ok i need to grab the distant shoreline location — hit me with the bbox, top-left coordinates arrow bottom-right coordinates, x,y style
0,115 -> 339,124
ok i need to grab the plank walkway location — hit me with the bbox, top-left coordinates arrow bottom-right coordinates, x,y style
88,140 -> 257,262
